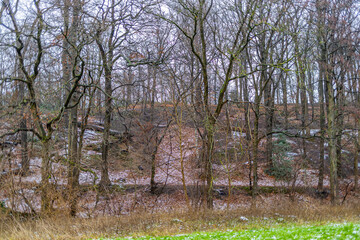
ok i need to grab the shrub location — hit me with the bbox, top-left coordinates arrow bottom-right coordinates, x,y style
266,134 -> 294,181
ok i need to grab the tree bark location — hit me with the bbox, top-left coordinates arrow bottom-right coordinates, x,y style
66,0 -> 81,216
40,140 -> 51,213
18,75 -> 29,174
99,67 -> 112,188
326,66 -> 338,204
317,58 -> 325,191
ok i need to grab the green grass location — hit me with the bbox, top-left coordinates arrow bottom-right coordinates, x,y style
103,223 -> 360,240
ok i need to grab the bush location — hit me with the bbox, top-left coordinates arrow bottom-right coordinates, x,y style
266,134 -> 294,181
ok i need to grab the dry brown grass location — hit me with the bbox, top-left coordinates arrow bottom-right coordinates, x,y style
1,199 -> 360,240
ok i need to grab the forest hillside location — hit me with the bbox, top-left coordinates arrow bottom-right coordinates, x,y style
0,0 -> 360,238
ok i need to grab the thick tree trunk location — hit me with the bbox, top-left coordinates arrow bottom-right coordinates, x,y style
326,72 -> 338,204
19,80 -> 29,174
16,31 -> 30,175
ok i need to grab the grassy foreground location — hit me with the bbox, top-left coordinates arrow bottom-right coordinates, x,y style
105,223 -> 360,240
2,201 -> 360,239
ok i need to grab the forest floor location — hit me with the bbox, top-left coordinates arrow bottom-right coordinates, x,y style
0,105 -> 359,218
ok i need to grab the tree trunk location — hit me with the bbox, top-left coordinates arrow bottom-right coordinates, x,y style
243,60 -> 252,190
150,131 -> 158,194
18,78 -> 29,174
176,105 -> 190,207
41,140 -> 51,214
204,118 -> 215,209
100,69 -> 112,188
295,76 -> 300,118
264,78 -> 273,165
260,35 -> 273,166
355,118 -> 359,191
282,72 -> 288,129
251,113 -> 259,198
66,0 -> 81,215
97,0 -> 117,188
307,67 -> 315,122
317,61 -> 325,191
294,34 -> 308,163
126,68 -> 132,109
68,100 -> 79,216
336,69 -> 345,178
61,0 -> 71,128
326,70 -> 338,204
